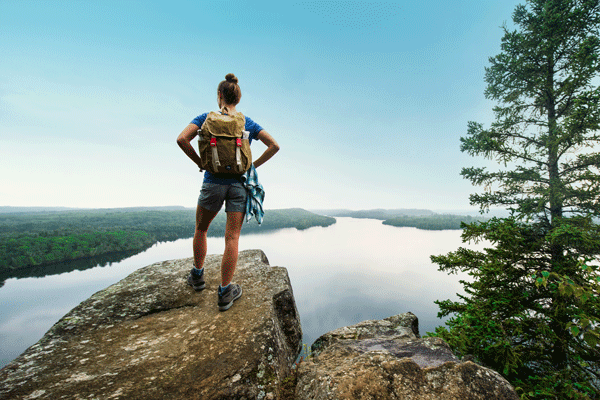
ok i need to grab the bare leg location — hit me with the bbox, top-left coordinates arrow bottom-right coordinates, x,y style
221,211 -> 245,287
193,206 -> 219,269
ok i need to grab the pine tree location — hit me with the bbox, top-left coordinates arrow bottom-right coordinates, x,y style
432,1 -> 600,398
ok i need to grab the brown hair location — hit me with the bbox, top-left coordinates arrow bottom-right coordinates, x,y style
217,73 -> 242,105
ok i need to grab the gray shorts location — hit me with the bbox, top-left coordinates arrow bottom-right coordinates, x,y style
198,182 -> 247,213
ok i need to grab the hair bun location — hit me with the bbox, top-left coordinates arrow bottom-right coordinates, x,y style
225,73 -> 238,84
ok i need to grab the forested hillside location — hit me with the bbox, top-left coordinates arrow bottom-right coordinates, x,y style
317,208 -> 485,230
0,208 -> 335,273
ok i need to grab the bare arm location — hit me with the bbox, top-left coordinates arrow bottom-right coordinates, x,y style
253,130 -> 280,168
176,124 -> 202,168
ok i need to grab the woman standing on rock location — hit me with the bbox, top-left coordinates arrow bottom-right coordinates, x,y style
176,73 -> 279,311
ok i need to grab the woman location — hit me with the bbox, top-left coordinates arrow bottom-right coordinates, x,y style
176,73 -> 279,311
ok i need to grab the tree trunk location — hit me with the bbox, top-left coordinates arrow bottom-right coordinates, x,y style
546,55 -> 569,370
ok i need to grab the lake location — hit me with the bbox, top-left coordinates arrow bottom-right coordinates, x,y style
0,217 -> 483,368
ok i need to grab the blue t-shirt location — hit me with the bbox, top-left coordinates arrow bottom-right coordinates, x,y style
191,112 -> 264,184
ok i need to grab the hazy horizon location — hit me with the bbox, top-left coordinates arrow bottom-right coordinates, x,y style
2,0 -> 521,211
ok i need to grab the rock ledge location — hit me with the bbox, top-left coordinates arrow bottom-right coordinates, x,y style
0,249 -> 302,400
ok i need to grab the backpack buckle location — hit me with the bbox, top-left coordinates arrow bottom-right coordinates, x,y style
210,137 -> 217,147
236,138 -> 242,147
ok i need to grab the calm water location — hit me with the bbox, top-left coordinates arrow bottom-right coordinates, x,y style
0,217 -> 483,368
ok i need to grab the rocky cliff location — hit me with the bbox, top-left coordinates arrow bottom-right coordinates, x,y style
0,249 -> 519,400
0,249 -> 302,400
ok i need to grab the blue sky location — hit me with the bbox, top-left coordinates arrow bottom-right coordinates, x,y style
1,0 -> 522,211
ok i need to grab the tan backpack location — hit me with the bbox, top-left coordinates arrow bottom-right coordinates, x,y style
197,111 -> 252,175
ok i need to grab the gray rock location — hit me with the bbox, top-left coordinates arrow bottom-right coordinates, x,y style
0,249 -> 302,400
295,313 -> 519,400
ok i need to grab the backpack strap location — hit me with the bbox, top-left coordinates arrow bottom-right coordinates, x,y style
235,138 -> 242,171
210,136 -> 220,171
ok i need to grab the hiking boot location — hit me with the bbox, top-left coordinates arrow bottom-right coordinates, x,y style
187,268 -> 205,291
218,283 -> 243,311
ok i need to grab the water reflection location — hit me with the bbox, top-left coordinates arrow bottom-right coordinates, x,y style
0,218 -> 482,368
239,218 -> 477,345
0,249 -> 143,287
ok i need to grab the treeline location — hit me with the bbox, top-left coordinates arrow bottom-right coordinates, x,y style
0,208 -> 335,273
2,231 -> 155,270
0,208 -> 196,239
382,214 -> 486,230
